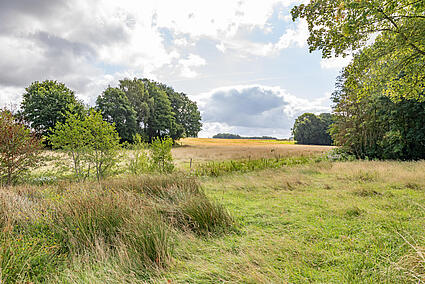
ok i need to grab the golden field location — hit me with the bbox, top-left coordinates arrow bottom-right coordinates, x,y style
173,138 -> 334,164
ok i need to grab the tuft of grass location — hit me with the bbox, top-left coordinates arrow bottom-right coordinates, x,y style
178,196 -> 235,235
0,230 -> 64,284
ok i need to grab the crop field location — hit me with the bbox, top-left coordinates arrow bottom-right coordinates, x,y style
173,138 -> 334,167
1,139 -> 424,283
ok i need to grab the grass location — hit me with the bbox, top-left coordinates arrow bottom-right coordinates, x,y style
159,160 -> 425,283
1,139 -> 425,283
0,175 -> 234,283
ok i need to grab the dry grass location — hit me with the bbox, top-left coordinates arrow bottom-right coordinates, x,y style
173,138 -> 333,168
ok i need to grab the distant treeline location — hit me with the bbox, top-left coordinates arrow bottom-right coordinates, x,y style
213,133 -> 278,140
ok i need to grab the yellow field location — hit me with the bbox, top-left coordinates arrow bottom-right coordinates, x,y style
173,138 -> 334,164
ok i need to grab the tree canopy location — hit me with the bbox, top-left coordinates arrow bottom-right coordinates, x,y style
20,80 -> 85,138
96,87 -> 138,142
99,78 -> 202,142
292,113 -> 333,145
292,0 -> 425,101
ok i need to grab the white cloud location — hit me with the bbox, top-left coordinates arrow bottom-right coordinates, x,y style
197,84 -> 331,138
320,55 -> 353,70
178,54 -> 207,78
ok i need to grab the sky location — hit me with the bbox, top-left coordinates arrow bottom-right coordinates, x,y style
0,0 -> 351,138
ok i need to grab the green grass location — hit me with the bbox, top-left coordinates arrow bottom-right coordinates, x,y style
1,159 -> 425,283
159,161 -> 425,283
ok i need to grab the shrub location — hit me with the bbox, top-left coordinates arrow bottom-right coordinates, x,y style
150,137 -> 174,173
127,134 -> 150,174
0,109 -> 42,186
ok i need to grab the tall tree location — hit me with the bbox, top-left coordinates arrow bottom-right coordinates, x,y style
292,0 -> 425,101
119,78 -> 152,133
20,80 -> 84,138
96,87 -> 138,143
331,66 -> 425,160
292,113 -> 333,145
144,82 -> 175,141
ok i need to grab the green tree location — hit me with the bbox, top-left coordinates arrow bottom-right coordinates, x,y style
168,92 -> 202,138
49,113 -> 90,180
292,113 -> 333,145
145,83 -> 175,142
0,109 -> 42,185
150,137 -> 174,173
20,80 -> 84,138
292,0 -> 425,101
96,87 -> 138,142
49,110 -> 121,181
331,68 -> 425,160
85,110 -> 121,181
119,78 -> 152,135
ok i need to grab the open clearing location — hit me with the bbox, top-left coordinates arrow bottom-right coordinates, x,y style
160,160 -> 425,283
173,138 -> 334,166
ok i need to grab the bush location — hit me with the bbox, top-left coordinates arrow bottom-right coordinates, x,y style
150,137 -> 174,173
0,109 -> 42,186
127,134 -> 150,174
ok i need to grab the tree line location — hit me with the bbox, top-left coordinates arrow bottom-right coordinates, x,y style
19,78 -> 202,144
291,0 -> 425,160
212,133 -> 278,140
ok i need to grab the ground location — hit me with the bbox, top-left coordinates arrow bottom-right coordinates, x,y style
1,139 -> 424,283
160,159 -> 425,283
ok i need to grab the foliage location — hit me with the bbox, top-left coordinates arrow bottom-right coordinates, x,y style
96,87 -> 138,143
150,137 -> 174,173
292,113 -> 333,145
127,134 -> 150,175
331,70 -> 425,160
0,109 -> 42,185
119,78 -> 152,135
145,84 -> 175,141
49,110 -> 121,181
213,133 -> 278,140
20,80 -> 84,138
102,78 -> 202,143
292,0 -> 425,101
49,113 -> 90,180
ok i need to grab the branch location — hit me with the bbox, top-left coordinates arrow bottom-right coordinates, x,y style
377,8 -> 425,56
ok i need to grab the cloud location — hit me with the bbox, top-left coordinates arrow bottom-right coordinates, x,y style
198,84 -> 331,138
178,54 -> 207,78
320,55 -> 353,70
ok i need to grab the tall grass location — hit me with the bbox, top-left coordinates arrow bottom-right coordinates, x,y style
0,174 -> 234,283
193,156 -> 312,177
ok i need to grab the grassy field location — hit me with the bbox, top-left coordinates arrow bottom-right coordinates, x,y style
1,139 -> 424,283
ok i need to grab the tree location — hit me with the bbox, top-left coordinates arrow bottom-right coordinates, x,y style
145,82 -> 175,142
119,78 -> 152,134
150,137 -> 174,173
292,113 -> 333,145
49,110 -> 121,181
96,87 -> 138,142
20,80 -> 85,138
331,68 -> 425,160
49,113 -> 90,180
85,110 -> 121,181
168,92 -> 202,138
292,0 -> 425,101
0,109 -> 42,185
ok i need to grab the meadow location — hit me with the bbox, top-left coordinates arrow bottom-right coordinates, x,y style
1,139 -> 424,283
